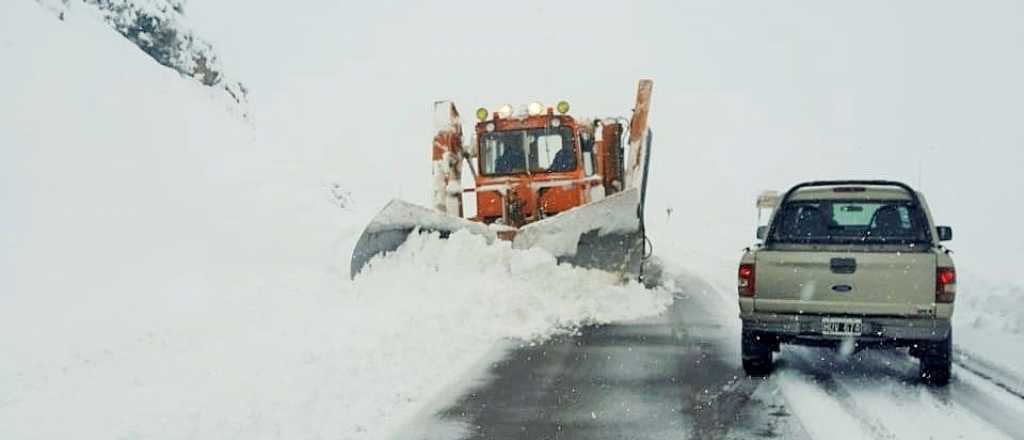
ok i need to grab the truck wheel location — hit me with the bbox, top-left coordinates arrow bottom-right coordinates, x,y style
742,332 -> 773,376
920,332 -> 952,386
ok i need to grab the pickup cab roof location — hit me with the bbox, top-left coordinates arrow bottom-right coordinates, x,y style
788,185 -> 914,202
765,180 -> 940,248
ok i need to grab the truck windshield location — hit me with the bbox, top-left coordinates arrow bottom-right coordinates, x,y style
480,127 -> 575,175
768,200 -> 931,244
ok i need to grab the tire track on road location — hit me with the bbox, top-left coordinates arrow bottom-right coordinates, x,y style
782,347 -> 1022,440
782,350 -> 897,440
864,348 -> 1024,439
953,348 -> 1024,400
939,367 -> 1024,439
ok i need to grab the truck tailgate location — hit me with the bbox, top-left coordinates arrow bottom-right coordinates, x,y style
754,251 -> 936,316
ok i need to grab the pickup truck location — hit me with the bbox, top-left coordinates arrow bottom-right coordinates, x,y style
738,180 -> 956,384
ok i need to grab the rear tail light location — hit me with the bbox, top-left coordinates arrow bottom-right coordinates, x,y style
738,264 -> 756,297
936,267 -> 956,303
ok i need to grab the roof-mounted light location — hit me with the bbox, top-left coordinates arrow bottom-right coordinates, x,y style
556,100 -> 570,114
527,102 -> 544,116
475,107 -> 489,122
497,104 -> 514,119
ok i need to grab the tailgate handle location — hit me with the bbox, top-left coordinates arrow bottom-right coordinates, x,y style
830,258 -> 857,274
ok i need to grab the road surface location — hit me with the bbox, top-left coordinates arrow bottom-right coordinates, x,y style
401,269 -> 1024,439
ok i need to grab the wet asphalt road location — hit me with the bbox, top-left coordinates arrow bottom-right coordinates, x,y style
404,271 -> 804,440
398,269 -> 1024,440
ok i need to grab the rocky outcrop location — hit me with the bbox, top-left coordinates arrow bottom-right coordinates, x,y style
38,0 -> 249,113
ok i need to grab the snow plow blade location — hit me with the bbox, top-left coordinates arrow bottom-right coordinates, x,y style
349,200 -> 498,278
512,188 -> 645,278
350,189 -> 646,279
351,80 -> 653,280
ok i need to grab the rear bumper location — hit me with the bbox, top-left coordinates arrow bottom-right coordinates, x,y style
741,312 -> 950,343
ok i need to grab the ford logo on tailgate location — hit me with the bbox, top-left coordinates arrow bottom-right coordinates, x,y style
832,284 -> 854,293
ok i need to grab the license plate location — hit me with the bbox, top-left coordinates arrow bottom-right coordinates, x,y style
821,317 -> 863,336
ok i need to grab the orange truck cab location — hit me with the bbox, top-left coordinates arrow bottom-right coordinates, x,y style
352,80 -> 653,279
467,102 -> 628,228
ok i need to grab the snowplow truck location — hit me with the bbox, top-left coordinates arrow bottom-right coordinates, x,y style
351,80 -> 654,280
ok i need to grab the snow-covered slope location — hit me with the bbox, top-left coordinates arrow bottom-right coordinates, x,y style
5,0 -> 1024,438
35,0 -> 248,109
0,2 -> 671,439
954,275 -> 1024,386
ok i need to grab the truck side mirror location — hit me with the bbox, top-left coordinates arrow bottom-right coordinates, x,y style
756,226 -> 768,240
936,226 -> 953,242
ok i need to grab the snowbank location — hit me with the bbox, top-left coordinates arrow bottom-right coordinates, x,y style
35,0 -> 248,107
8,0 -> 1021,438
957,275 -> 1024,336
1,227 -> 670,439
356,231 -> 671,341
954,273 -> 1024,384
0,3 -> 671,438
346,231 -> 672,437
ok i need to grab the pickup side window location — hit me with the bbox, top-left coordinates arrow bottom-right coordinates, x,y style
769,200 -> 930,244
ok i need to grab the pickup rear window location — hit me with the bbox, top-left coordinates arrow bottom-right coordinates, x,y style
768,200 -> 931,244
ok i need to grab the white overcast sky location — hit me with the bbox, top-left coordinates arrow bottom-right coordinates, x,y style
187,0 -> 1024,278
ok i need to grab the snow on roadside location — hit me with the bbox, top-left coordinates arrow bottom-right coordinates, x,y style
0,227 -> 671,439
957,273 -> 1024,336
346,231 -> 673,438
35,0 -> 249,109
355,230 -> 672,341
954,272 -> 1024,384
0,3 -> 672,438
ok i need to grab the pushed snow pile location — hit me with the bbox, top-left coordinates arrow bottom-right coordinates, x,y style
0,227 -> 668,440
355,230 -> 672,340
4,2 -> 658,438
346,230 -> 672,436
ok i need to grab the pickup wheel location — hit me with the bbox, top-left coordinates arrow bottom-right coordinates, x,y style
919,332 -> 952,386
742,331 -> 773,376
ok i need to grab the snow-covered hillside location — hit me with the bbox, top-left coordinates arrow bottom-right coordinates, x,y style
4,0 -> 1024,438
35,0 -> 248,108
0,2 -> 670,438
